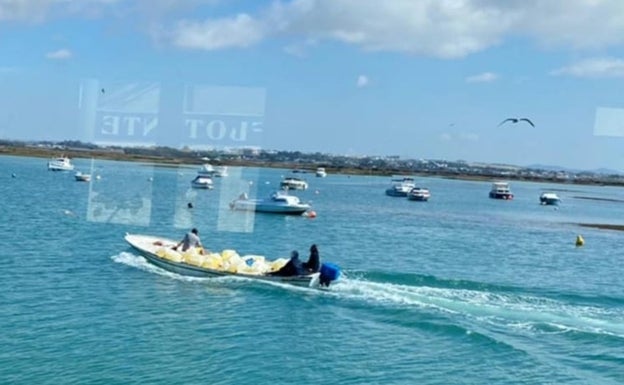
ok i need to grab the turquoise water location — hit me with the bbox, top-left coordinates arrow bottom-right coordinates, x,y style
1,155 -> 623,384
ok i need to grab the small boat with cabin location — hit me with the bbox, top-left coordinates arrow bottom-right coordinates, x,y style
489,182 -> 514,200
74,171 -> 91,182
191,175 -> 214,189
407,187 -> 431,201
280,177 -> 308,190
315,167 -> 327,177
230,190 -> 312,215
48,156 -> 75,171
540,192 -> 561,205
197,164 -> 215,176
385,177 -> 416,197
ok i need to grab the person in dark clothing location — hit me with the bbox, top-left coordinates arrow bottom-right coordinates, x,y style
302,244 -> 320,273
269,250 -> 303,276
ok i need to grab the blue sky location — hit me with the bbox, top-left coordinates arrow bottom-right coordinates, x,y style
2,0 -> 624,170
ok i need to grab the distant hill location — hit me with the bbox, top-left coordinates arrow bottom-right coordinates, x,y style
526,164 -> 624,175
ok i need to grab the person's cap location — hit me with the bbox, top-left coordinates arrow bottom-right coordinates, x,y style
290,250 -> 299,258
191,228 -> 198,234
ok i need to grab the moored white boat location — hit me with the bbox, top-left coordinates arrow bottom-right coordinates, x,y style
489,182 -> 513,200
540,192 -> 561,205
124,234 -> 341,288
214,166 -> 228,177
315,167 -> 327,177
230,191 -> 312,215
197,163 -> 215,176
280,177 -> 308,190
385,177 -> 415,197
407,187 -> 430,201
191,175 -> 214,189
48,156 -> 74,171
74,171 -> 91,182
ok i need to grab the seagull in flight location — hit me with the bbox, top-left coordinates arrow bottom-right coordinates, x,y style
498,118 -> 535,127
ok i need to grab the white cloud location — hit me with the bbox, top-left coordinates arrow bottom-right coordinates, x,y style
0,0 -> 122,21
45,48 -> 72,60
551,58 -> 624,78
356,75 -> 369,88
6,0 -> 624,58
439,132 -> 479,142
458,132 -> 479,141
465,72 -> 499,83
439,133 -> 453,141
169,13 -> 266,50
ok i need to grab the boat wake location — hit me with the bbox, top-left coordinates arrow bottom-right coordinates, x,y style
327,274 -> 624,339
112,252 -> 624,338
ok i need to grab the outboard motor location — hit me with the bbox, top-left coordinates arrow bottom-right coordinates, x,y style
319,262 -> 341,287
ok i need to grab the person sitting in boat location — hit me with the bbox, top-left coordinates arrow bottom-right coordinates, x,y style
173,228 -> 204,254
268,250 -> 303,276
302,244 -> 320,273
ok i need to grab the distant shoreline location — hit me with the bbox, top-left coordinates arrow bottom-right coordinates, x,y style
2,144 -> 623,187
577,223 -> 624,232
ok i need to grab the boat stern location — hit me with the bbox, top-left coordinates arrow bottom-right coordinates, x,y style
319,262 -> 341,287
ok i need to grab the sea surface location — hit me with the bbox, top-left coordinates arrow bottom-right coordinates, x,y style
1,155 -> 623,385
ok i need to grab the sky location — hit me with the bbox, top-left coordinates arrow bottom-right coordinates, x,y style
2,0 -> 624,170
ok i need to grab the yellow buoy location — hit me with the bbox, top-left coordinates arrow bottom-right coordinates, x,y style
575,235 -> 585,247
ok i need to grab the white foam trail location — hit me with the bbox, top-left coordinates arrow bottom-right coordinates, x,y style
328,277 -> 624,338
110,254 -> 624,337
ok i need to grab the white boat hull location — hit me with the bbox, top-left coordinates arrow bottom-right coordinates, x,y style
75,173 -> 91,182
48,159 -> 75,171
124,234 -> 326,287
191,176 -> 214,189
230,199 -> 310,214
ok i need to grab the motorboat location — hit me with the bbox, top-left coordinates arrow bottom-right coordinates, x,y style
540,192 -> 561,205
74,171 -> 91,182
213,166 -> 228,177
191,175 -> 214,189
407,187 -> 430,201
124,233 -> 341,288
489,182 -> 513,200
47,156 -> 74,171
229,191 -> 312,215
385,177 -> 416,197
280,177 -> 308,190
315,167 -> 327,178
197,163 -> 215,176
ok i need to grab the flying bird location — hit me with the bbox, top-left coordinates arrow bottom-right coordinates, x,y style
498,118 -> 535,127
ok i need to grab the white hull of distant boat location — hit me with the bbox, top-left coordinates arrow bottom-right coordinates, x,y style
385,177 -> 415,197
407,187 -> 430,201
214,166 -> 228,177
280,177 -> 308,190
315,167 -> 327,178
489,182 -> 513,200
124,234 -> 340,288
74,172 -> 91,182
48,157 -> 74,171
230,191 -> 311,215
197,164 -> 215,176
540,192 -> 561,205
191,176 -> 213,189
